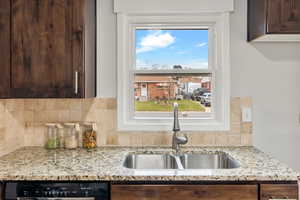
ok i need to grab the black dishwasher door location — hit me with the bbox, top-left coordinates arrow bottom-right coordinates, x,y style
5,182 -> 109,200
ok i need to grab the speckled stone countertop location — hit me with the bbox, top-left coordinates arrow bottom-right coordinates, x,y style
0,146 -> 298,181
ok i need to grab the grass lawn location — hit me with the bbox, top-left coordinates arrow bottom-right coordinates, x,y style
135,99 -> 205,112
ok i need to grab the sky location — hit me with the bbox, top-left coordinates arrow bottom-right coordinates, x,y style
136,29 -> 209,70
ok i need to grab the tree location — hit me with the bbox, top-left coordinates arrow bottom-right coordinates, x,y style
173,65 -> 182,69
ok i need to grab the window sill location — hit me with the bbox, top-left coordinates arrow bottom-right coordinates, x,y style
117,117 -> 230,132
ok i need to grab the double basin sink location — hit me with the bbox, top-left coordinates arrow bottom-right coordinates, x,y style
124,152 -> 240,170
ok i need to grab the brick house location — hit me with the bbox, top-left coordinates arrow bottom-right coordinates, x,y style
134,75 -> 208,101
201,81 -> 212,91
134,76 -> 178,101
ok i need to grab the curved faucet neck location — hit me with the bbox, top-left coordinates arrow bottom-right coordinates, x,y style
173,102 -> 180,132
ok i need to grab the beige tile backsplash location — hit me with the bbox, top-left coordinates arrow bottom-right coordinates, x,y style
0,97 -> 253,156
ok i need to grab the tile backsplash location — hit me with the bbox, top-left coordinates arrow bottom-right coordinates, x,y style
0,97 -> 252,156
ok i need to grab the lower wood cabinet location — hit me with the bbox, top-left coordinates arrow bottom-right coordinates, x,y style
111,184 -> 258,200
0,182 -> 4,200
261,184 -> 298,200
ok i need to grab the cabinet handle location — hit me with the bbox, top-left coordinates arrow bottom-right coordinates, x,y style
75,71 -> 79,94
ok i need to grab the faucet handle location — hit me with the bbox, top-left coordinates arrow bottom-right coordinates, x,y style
183,133 -> 188,139
182,133 -> 188,144
176,135 -> 188,145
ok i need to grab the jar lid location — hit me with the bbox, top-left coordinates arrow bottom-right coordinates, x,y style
64,123 -> 77,127
83,122 -> 97,131
64,123 -> 80,132
92,123 -> 98,131
56,124 -> 64,129
45,123 -> 57,127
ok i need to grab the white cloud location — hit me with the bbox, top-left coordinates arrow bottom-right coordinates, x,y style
195,42 -> 207,48
136,31 -> 176,54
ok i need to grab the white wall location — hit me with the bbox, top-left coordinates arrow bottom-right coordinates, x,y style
97,0 -> 300,170
97,0 -> 117,98
231,0 -> 300,170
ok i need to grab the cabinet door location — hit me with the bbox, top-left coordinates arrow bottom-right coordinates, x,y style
267,0 -> 300,33
111,185 -> 258,200
261,184 -> 298,200
0,0 -> 11,98
11,0 -> 83,98
0,182 -> 4,200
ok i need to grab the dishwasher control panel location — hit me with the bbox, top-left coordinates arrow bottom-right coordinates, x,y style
5,182 -> 109,200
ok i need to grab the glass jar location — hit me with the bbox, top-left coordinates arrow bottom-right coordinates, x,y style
77,124 -> 83,148
45,123 -> 59,149
56,123 -> 65,149
64,123 -> 79,149
82,122 -> 97,149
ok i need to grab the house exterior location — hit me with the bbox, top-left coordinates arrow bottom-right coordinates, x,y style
201,77 -> 212,91
134,76 -> 178,101
134,75 -> 210,101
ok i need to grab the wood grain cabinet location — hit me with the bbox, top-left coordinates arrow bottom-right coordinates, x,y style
0,182 -> 4,200
248,0 -> 300,41
0,0 -> 96,98
260,184 -> 298,200
267,0 -> 300,33
0,0 -> 11,98
111,184 -> 258,200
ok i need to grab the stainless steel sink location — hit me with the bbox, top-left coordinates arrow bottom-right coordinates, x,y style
123,154 -> 178,169
179,153 -> 240,169
123,152 -> 240,170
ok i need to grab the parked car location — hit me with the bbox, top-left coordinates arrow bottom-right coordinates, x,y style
201,93 -> 211,107
191,88 -> 209,101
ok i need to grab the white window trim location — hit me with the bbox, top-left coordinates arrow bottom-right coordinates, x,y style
117,13 -> 231,131
114,0 -> 234,13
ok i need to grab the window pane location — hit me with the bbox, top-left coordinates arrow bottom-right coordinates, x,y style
134,74 -> 212,113
136,29 -> 209,70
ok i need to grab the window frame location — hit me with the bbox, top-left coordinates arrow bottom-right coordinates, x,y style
117,13 -> 231,131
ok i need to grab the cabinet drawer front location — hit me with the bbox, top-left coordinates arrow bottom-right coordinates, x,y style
111,185 -> 258,200
261,184 -> 298,200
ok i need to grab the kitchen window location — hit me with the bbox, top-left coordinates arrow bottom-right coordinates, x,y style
117,13 -> 231,131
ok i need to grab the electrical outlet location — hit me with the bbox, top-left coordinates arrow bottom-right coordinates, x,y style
242,107 -> 252,122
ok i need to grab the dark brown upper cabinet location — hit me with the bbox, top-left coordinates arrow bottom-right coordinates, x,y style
0,0 -> 11,98
248,0 -> 300,41
0,0 -> 96,98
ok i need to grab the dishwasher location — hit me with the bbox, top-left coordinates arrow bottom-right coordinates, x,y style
4,182 -> 109,200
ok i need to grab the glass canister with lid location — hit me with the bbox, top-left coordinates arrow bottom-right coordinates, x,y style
64,123 -> 80,149
82,122 -> 97,149
56,123 -> 65,149
45,123 -> 59,149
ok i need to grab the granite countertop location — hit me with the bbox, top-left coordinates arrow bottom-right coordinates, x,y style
0,146 -> 298,181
